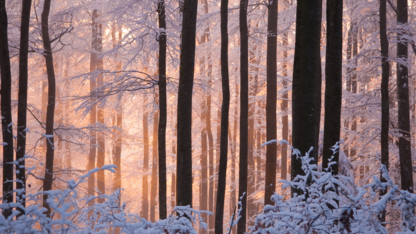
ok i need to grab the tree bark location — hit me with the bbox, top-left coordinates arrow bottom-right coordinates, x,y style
16,0 -> 32,212
214,0 -> 230,231
281,29 -> 288,181
176,0 -> 198,208
0,0 -> 14,218
41,0 -> 57,217
238,0 -> 249,232
264,0 -> 278,206
379,0 -> 389,223
291,0 -> 322,196
322,0 -> 343,174
157,0 -> 167,219
397,0 -> 413,193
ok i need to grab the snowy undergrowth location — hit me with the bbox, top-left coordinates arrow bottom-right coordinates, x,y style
252,146 -> 416,234
0,166 -> 208,234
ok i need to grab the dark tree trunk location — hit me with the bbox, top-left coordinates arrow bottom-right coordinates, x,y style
88,10 -> 98,206
41,0 -> 57,217
379,0 -> 389,223
157,0 -> 167,220
281,30 -> 288,181
176,0 -> 198,208
95,10 -> 105,200
16,0 -> 32,212
291,0 -> 322,196
397,0 -> 413,193
322,0 -> 343,173
150,109 -> 158,221
142,110 -> 149,219
264,0 -> 278,206
0,0 -> 14,218
214,0 -> 230,232
238,0 -> 249,232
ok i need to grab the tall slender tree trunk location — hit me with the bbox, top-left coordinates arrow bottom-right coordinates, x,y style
281,29 -> 288,181
157,0 -> 167,219
150,107 -> 159,221
0,0 -> 14,218
41,0 -> 57,217
88,10 -> 98,206
291,0 -> 322,196
322,0 -> 343,173
397,0 -> 413,193
16,0 -> 32,212
264,0 -> 278,206
231,82 -> 238,234
214,0 -> 230,231
142,109 -> 149,220
176,0 -> 198,208
379,0 -> 389,223
238,0 -> 249,232
95,10 -> 105,199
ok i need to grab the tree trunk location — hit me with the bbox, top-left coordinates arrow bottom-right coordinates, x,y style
379,0 -> 389,223
88,10 -> 98,206
322,0 -> 343,173
397,0 -> 413,193
238,0 -> 249,232
16,0 -> 32,212
150,108 -> 159,221
95,10 -> 105,200
291,0 -> 322,196
264,0 -> 278,206
0,0 -> 14,218
281,29 -> 288,181
176,0 -> 198,208
214,0 -> 230,231
157,0 -> 167,219
142,109 -> 149,219
41,0 -> 57,217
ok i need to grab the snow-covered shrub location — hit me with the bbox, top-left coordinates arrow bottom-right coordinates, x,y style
251,147 -> 416,234
0,166 -> 208,233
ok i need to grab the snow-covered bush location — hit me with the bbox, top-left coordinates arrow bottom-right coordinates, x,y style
0,166 -> 208,233
252,147 -> 416,234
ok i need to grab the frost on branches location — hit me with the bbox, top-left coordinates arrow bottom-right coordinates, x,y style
252,148 -> 416,234
0,166 -> 209,234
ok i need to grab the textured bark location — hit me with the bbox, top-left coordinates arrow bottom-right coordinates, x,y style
281,30 -> 288,181
157,0 -> 167,219
142,110 -> 149,220
322,0 -> 343,174
264,0 -> 278,206
0,0 -> 14,218
88,10 -> 98,206
176,0 -> 198,208
291,0 -> 322,196
16,0 -> 32,212
41,0 -> 57,217
238,0 -> 249,232
397,0 -> 413,193
150,108 -> 158,222
379,0 -> 389,223
214,0 -> 230,231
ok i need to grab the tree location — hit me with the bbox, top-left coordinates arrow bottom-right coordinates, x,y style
379,0 -> 389,223
264,0 -> 277,206
176,0 -> 198,207
396,0 -> 413,193
157,0 -> 168,219
142,107 -> 149,220
16,0 -> 32,212
41,0 -> 57,216
291,0 -> 322,195
322,0 -> 343,173
238,0 -> 249,232
150,101 -> 158,221
0,0 -> 14,218
214,0 -> 230,231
